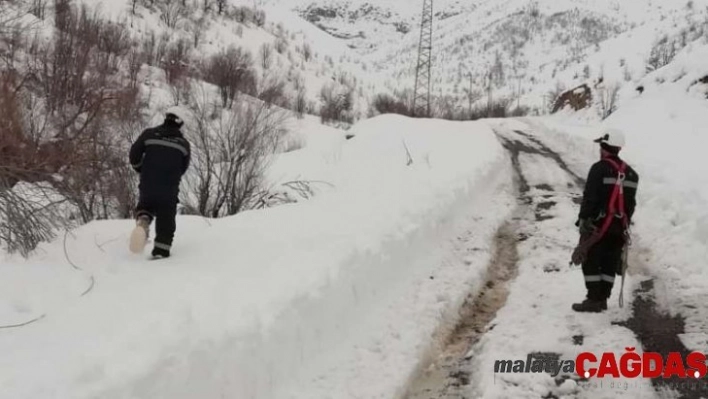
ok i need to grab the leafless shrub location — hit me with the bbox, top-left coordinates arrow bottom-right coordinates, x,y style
156,0 -> 186,29
371,93 -> 414,116
253,9 -> 266,27
646,36 -> 677,72
545,81 -> 566,113
0,3 -> 145,254
597,82 -> 620,119
216,0 -> 226,15
182,89 -> 289,217
0,21 -> 25,64
201,45 -> 255,108
232,6 -> 253,23
162,39 -> 191,86
127,49 -> 142,88
259,43 -> 273,70
302,42 -> 312,61
30,0 -> 48,19
252,180 -> 332,209
257,74 -> 287,106
0,185 -> 66,256
319,83 -> 354,124
294,88 -> 306,118
274,37 -> 287,54
192,16 -> 208,48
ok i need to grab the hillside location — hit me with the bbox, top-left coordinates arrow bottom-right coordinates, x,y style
259,0 -> 708,116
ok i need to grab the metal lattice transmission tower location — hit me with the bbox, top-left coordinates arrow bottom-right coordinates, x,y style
413,0 -> 434,118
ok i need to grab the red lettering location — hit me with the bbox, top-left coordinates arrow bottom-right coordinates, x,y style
686,352 -> 707,379
663,352 -> 687,378
576,352 -> 597,378
620,347 -> 641,378
642,352 -> 663,378
597,352 -> 621,378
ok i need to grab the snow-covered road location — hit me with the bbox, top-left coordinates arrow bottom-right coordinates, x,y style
405,120 -> 702,399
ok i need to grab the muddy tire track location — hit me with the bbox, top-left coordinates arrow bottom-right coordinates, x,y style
404,219 -> 521,399
404,127 -> 695,399
404,129 -> 573,399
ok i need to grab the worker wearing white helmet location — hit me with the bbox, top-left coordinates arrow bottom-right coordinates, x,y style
570,128 -> 639,312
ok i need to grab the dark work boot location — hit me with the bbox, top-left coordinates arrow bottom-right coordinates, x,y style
151,247 -> 171,259
572,299 -> 607,313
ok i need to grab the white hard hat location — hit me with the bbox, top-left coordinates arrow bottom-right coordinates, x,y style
165,106 -> 188,126
594,128 -> 625,148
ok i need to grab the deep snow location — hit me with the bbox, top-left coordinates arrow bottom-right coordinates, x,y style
0,115 -> 514,399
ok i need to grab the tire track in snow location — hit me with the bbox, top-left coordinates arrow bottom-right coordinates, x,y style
514,125 -> 701,398
405,125 -> 695,399
403,128 -> 575,399
403,218 -> 522,399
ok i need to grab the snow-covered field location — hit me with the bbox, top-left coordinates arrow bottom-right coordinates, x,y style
0,116 -> 515,399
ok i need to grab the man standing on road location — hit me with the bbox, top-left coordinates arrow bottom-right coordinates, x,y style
128,107 -> 191,259
571,128 -> 639,312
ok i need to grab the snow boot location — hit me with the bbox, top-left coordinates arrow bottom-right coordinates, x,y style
572,299 -> 607,313
151,247 -> 170,259
129,216 -> 151,254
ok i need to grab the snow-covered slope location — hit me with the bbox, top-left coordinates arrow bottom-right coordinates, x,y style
69,0 -> 372,117
373,0 -> 708,111
258,0 -> 708,115
0,116 -> 514,399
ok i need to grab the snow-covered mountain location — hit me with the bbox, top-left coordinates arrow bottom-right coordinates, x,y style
258,0 -> 708,115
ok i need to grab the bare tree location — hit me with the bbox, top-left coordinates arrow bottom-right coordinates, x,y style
545,81 -> 566,113
182,89 -> 289,217
646,36 -> 676,72
0,5 -> 146,254
201,0 -> 212,13
294,88 -> 306,118
253,9 -> 266,27
31,0 -> 48,19
274,37 -> 287,54
162,38 -> 190,85
259,43 -> 272,70
319,83 -> 354,124
302,42 -> 312,61
216,0 -> 226,15
257,73 -> 286,106
463,73 -> 481,117
192,16 -> 208,48
202,45 -> 255,108
598,82 -> 620,119
157,0 -> 186,29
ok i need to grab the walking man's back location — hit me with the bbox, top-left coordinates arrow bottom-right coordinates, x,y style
128,107 -> 191,258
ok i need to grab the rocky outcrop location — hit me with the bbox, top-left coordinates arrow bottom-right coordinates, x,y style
552,84 -> 592,113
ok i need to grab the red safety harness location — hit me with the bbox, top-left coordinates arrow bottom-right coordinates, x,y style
570,156 -> 632,307
570,157 -> 631,266
595,157 -> 629,239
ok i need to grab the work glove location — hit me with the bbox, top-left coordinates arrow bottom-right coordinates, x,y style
576,218 -> 596,236
571,244 -> 587,266
570,226 -> 602,266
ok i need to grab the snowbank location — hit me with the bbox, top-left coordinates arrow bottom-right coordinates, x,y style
0,115 -> 513,399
